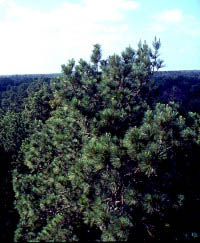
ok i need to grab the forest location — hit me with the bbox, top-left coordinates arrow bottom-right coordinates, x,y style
0,39 -> 200,241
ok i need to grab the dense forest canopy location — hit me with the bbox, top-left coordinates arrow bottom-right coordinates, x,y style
0,39 -> 200,241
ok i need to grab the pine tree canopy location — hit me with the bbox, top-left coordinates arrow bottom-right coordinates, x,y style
13,39 -> 200,241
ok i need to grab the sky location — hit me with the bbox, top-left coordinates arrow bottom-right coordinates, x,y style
0,0 -> 199,74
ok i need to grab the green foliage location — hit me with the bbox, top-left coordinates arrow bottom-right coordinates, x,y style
0,78 -> 54,241
0,110 -> 25,153
90,44 -> 102,71
152,70 -> 200,114
13,105 -> 87,241
11,39 -> 200,241
22,81 -> 53,134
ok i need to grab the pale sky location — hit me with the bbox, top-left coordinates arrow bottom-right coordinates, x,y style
0,0 -> 199,74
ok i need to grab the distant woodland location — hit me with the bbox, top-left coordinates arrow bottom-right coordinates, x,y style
0,39 -> 200,241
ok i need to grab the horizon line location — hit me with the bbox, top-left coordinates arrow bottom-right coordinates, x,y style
0,69 -> 200,76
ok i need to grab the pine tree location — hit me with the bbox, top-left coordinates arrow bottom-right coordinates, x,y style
13,39 -> 200,241
13,105 -> 87,241
90,44 -> 102,72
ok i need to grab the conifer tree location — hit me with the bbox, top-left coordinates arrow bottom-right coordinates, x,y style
13,105 -> 88,241
90,44 -> 102,72
13,39 -> 200,241
0,110 -> 25,153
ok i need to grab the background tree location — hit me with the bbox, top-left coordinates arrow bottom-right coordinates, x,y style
0,77 -> 54,241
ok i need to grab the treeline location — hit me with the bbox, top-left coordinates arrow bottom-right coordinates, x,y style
0,39 -> 200,241
153,70 -> 200,114
0,70 -> 199,113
